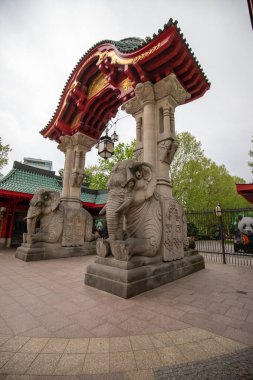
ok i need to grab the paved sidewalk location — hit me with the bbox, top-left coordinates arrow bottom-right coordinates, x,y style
0,249 -> 252,378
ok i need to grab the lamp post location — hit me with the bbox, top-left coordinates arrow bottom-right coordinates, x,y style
215,203 -> 226,264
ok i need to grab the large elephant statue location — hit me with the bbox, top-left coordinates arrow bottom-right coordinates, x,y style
97,160 -> 188,261
23,189 -> 96,246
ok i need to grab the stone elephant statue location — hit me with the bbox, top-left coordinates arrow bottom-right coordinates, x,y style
97,159 -> 188,261
23,189 -> 96,246
97,160 -> 163,260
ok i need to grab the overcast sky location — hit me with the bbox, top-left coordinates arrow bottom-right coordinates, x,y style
0,0 -> 252,182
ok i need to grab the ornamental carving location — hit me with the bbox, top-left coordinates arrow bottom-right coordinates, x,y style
87,72 -> 109,99
135,82 -> 155,104
134,148 -> 144,162
161,197 -> 186,261
158,138 -> 179,165
122,97 -> 142,115
154,74 -> 190,105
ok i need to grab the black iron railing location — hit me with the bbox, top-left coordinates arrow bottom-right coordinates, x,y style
186,208 -> 253,266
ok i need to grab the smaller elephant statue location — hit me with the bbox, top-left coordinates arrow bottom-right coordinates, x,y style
97,160 -> 187,261
23,189 -> 97,246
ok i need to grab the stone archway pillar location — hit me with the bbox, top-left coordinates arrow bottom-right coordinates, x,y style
58,132 -> 96,209
122,73 -> 190,197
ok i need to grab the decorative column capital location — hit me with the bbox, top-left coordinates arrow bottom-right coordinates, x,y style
122,96 -> 142,115
154,73 -> 191,106
135,81 -> 155,105
57,135 -> 74,153
57,132 -> 96,153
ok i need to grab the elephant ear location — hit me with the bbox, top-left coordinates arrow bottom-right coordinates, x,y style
141,163 -> 156,199
132,162 -> 156,201
46,191 -> 60,211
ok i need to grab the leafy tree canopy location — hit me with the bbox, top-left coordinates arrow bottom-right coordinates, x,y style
171,132 -> 249,211
0,137 -> 11,175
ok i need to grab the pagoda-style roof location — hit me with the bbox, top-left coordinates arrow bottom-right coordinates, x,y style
0,162 -> 107,207
41,19 -> 210,143
236,183 -> 253,204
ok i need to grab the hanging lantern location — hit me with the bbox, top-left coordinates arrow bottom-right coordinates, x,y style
111,130 -> 119,142
98,133 -> 114,159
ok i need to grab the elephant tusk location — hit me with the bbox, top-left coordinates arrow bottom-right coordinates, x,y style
115,197 -> 133,214
99,205 -> 106,215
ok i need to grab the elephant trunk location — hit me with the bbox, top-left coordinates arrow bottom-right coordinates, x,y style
106,191 -> 126,241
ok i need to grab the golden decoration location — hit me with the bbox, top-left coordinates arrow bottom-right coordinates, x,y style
87,72 -> 109,99
119,78 -> 133,91
96,42 -> 161,66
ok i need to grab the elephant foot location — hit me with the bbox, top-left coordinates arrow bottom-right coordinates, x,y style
110,240 -> 130,261
96,239 -> 110,257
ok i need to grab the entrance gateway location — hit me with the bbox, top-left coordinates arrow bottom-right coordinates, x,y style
19,19 -> 210,297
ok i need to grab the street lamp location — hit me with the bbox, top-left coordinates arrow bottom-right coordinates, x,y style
97,131 -> 114,159
215,203 -> 226,264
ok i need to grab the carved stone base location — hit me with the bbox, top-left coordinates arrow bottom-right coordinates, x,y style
85,251 -> 204,298
15,241 -> 96,262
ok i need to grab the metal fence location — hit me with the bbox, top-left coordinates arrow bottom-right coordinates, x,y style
186,208 -> 253,266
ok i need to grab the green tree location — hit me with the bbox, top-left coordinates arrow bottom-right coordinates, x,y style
171,132 -> 249,210
86,140 -> 136,190
0,137 -> 11,175
248,136 -> 253,179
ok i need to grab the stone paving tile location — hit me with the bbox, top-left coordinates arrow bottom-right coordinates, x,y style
130,335 -> 154,350
109,337 -> 132,352
54,324 -> 94,339
156,345 -> 188,366
65,338 -> 89,354
150,314 -> 190,332
91,322 -> 128,338
83,353 -> 109,374
149,332 -> 174,348
0,352 -> 14,369
87,338 -> 109,353
109,351 -> 137,372
0,336 -> 30,352
133,349 -> 162,370
54,354 -> 85,375
19,338 -> 49,353
125,369 -> 155,380
41,338 -> 68,353
118,317 -> 149,335
0,352 -> 37,375
26,354 -> 62,375
0,335 -> 11,347
5,375 -> 37,380
177,341 -> 210,361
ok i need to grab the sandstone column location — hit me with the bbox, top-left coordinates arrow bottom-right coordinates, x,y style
58,132 -> 96,209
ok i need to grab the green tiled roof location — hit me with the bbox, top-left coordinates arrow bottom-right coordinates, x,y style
0,162 -> 107,206
95,192 -> 108,205
0,167 -> 61,194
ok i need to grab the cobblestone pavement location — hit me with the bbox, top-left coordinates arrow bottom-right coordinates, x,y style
154,348 -> 253,380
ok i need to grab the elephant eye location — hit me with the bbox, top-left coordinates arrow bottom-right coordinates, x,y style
35,201 -> 44,207
43,194 -> 49,201
135,170 -> 142,179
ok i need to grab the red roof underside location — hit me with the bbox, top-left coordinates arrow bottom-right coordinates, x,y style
236,184 -> 253,204
0,190 -> 104,209
41,24 -> 210,143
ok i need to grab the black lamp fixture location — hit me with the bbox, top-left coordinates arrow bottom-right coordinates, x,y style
97,129 -> 114,159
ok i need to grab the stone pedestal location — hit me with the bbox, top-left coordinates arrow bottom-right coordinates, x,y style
85,251 -> 204,298
16,241 -> 96,261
